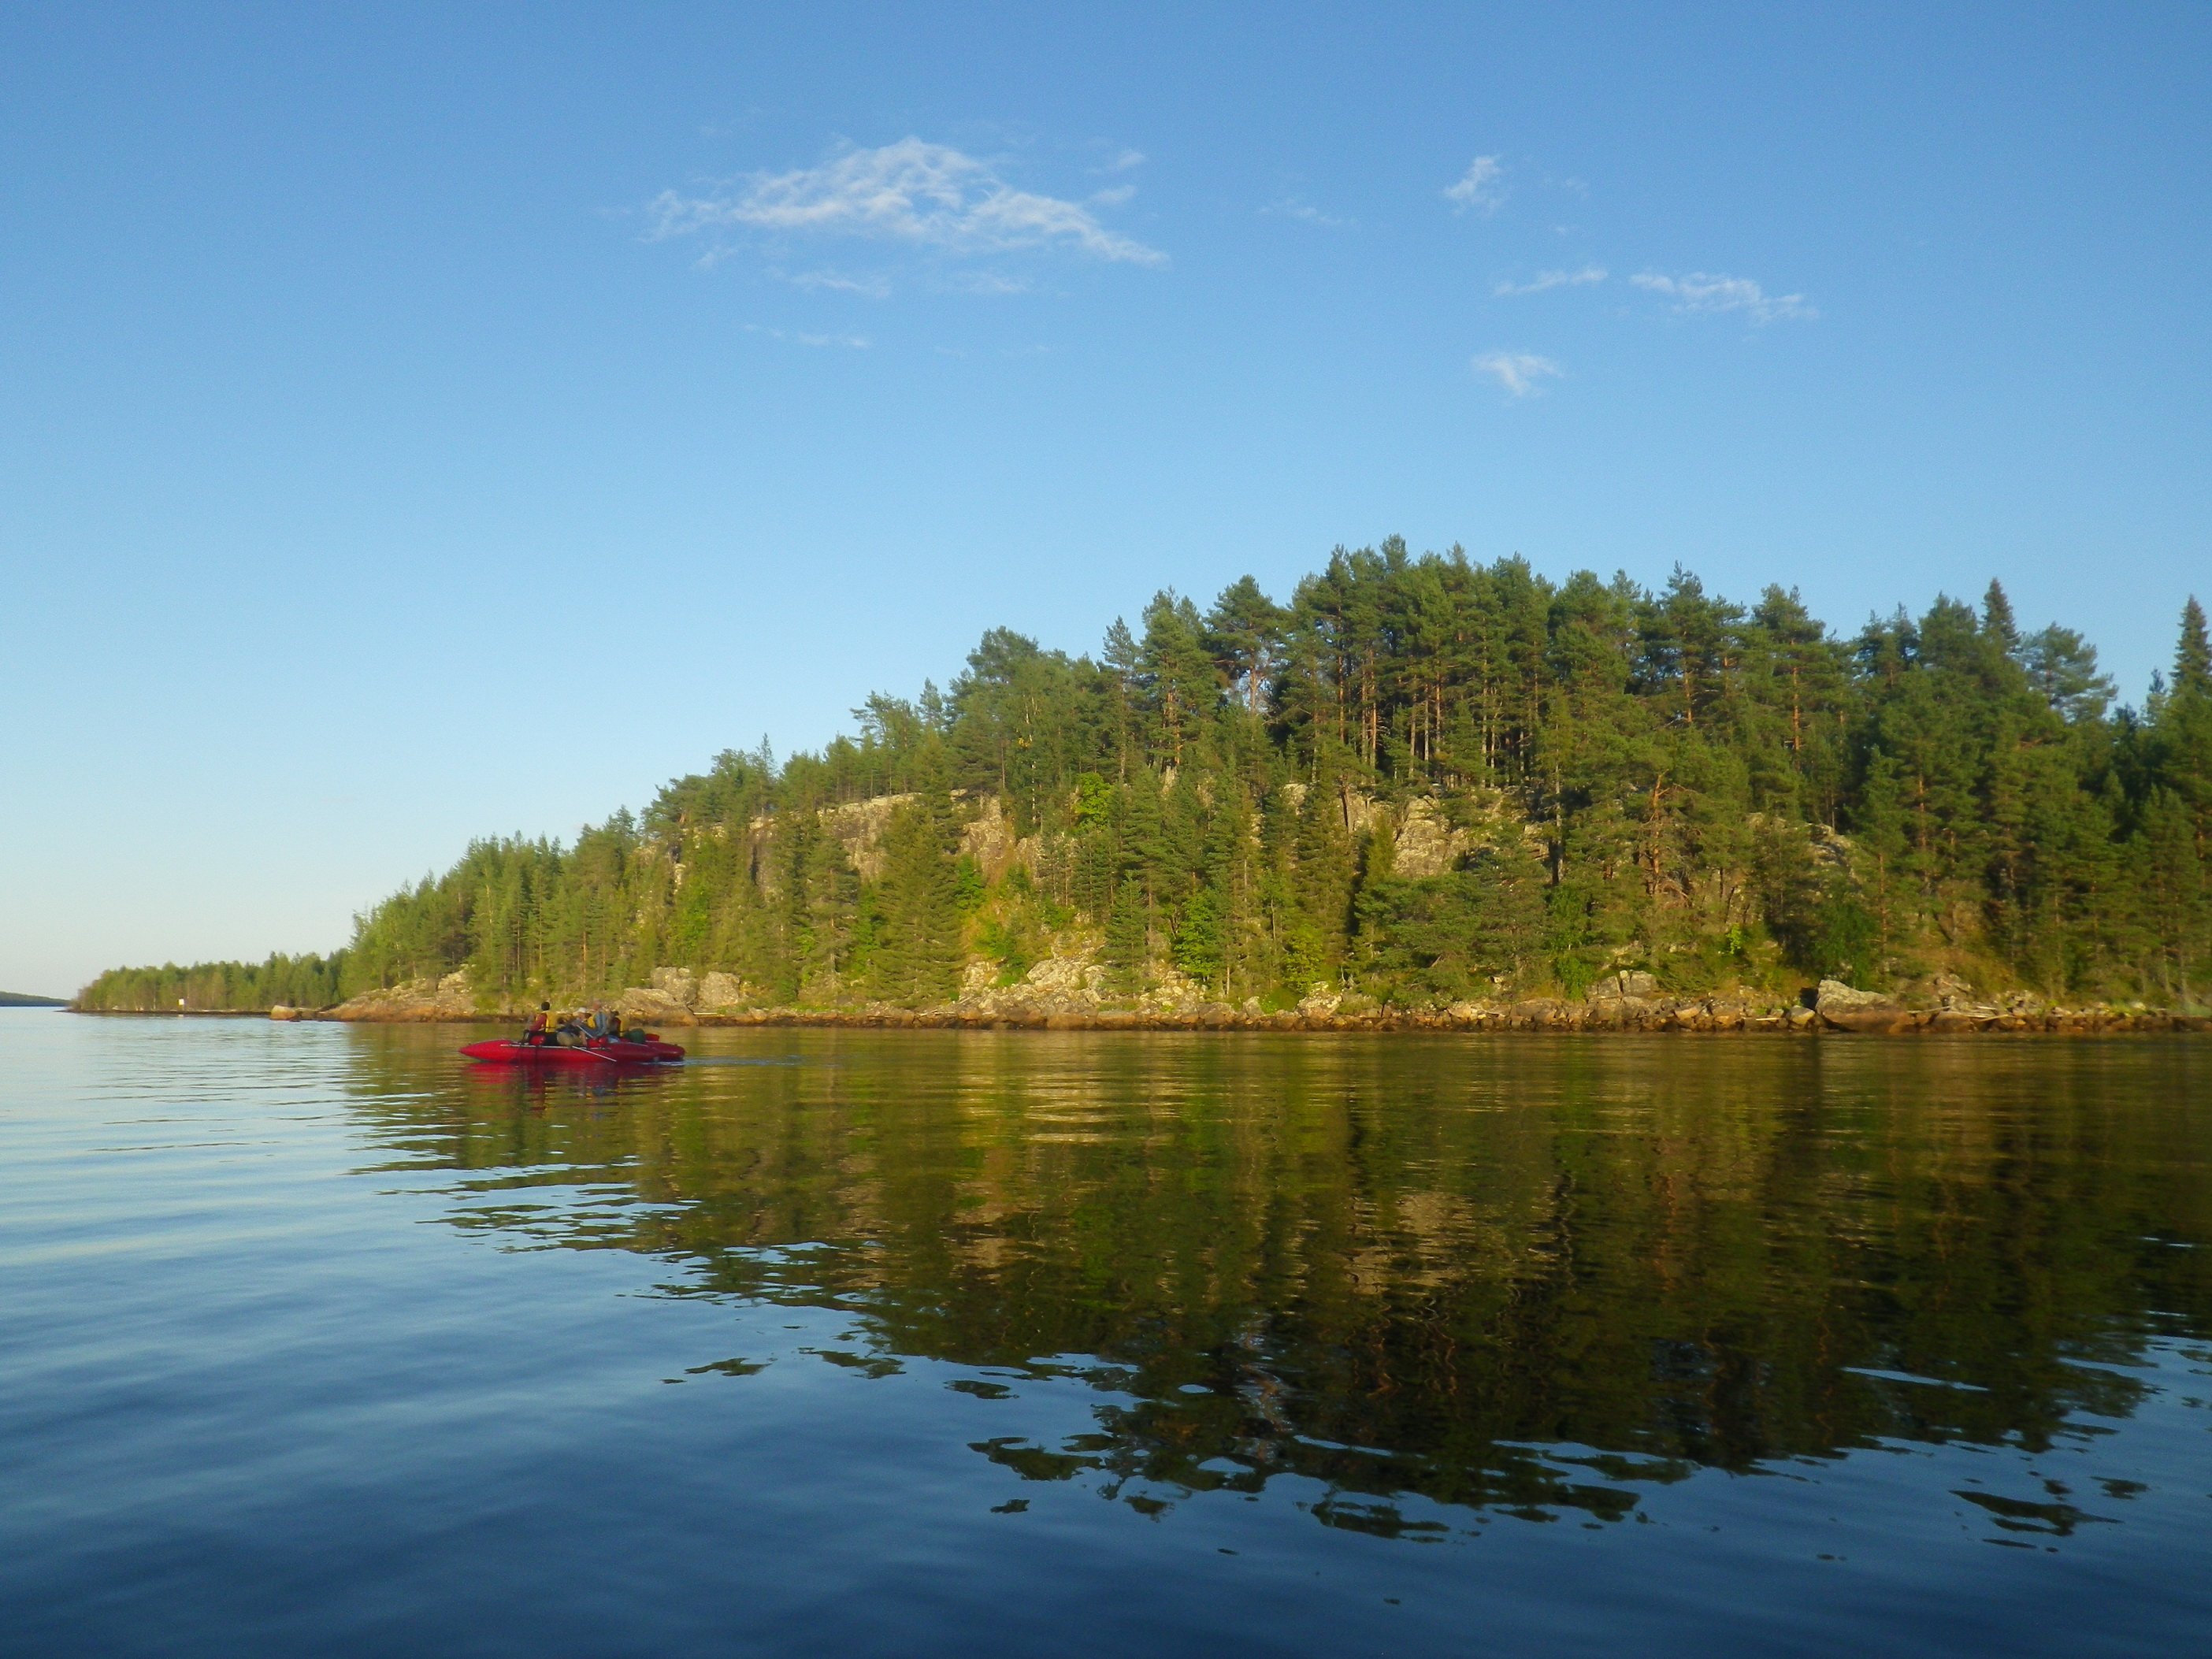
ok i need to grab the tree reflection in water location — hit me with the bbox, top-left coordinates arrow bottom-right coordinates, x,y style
349,1030 -> 2210,1533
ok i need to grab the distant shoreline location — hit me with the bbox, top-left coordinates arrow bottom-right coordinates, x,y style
66,1004 -> 2211,1035
68,1008 -> 266,1019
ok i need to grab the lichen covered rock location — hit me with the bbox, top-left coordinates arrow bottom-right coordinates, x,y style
1814,979 -> 1908,1033
698,971 -> 751,1011
330,968 -> 485,1022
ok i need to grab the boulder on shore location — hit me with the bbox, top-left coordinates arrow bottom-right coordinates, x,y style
946,952 -> 1114,1021
618,967 -> 700,1025
698,971 -> 750,1011
1813,978 -> 1909,1033
1585,970 -> 1661,1020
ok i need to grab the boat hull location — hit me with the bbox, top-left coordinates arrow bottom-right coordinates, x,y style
461,1038 -> 685,1065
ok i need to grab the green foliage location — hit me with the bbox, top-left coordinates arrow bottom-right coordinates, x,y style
1104,878 -> 1149,993
1171,885 -> 1226,988
1356,854 -> 1544,1000
952,855 -> 986,914
869,787 -> 963,1008
95,562 -> 2212,1012
1072,772 -> 1113,827
1810,886 -> 1881,987
78,952 -> 347,1011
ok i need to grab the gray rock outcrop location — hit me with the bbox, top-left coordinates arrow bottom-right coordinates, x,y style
1587,969 -> 1661,1005
1297,985 -> 1343,1019
952,952 -> 1112,1019
1390,797 -> 1469,878
698,971 -> 750,1011
618,967 -> 699,1025
818,794 -> 914,883
1814,978 -> 1907,1033
960,794 -> 1019,877
330,968 -> 485,1022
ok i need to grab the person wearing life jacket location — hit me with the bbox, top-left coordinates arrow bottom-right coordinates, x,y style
525,1002 -> 553,1044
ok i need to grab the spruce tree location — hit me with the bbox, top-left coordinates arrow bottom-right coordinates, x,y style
1104,878 -> 1149,993
868,758 -> 963,1008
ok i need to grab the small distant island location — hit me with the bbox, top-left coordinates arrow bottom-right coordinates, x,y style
76,545 -> 2212,1032
0,991 -> 68,1008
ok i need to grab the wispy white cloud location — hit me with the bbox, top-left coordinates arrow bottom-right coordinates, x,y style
744,324 -> 870,349
1494,265 -> 1607,297
1263,196 -> 1350,228
1445,154 -> 1506,214
945,270 -> 1030,296
651,138 -> 1166,267
778,269 -> 892,297
1098,148 -> 1145,173
1631,270 -> 1815,323
1472,351 -> 1561,396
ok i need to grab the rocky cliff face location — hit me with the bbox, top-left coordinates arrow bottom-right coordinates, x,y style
960,792 -> 1027,878
817,794 -> 913,884
752,790 -> 1026,890
1272,788 -> 1536,879
1388,796 -> 1469,878
314,785 -> 2203,1036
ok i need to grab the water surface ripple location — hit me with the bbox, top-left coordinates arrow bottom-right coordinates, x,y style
4,1014 -> 2208,1654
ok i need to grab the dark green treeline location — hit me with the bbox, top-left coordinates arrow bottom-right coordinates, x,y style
80,544 -> 2212,1011
79,954 -> 346,1014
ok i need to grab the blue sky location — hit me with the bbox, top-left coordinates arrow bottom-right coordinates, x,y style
2,3 -> 2206,994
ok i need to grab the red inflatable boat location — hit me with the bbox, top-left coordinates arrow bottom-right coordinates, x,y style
461,1036 -> 685,1066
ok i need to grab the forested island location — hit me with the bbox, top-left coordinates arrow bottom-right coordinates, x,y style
80,544 -> 2212,1030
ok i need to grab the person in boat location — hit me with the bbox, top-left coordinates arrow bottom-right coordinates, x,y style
528,1004 -> 582,1047
585,1005 -> 618,1042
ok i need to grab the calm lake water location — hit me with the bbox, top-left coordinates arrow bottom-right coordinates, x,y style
4,1013 -> 2209,1656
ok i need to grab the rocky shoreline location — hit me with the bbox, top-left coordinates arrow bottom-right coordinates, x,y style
260,964 -> 2206,1035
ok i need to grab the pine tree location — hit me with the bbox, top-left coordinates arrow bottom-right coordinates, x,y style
868,771 -> 963,1008
1138,592 -> 1218,767
1203,577 -> 1287,718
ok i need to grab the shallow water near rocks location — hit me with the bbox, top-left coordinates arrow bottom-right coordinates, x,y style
4,1013 -> 2208,1656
